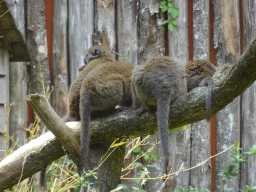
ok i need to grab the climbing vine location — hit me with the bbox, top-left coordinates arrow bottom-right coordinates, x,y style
157,0 -> 180,32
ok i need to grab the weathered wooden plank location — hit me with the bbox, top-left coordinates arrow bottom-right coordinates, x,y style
52,0 -> 68,118
117,0 -> 138,65
137,1 -> 167,191
69,0 -> 93,82
0,48 -> 9,159
27,0 -> 51,95
95,0 -> 116,52
188,0 -> 212,190
7,0 -> 27,149
168,0 -> 190,191
117,1 -> 139,191
27,0 -> 51,187
213,0 -> 241,191
240,0 -> 256,189
9,63 -> 28,148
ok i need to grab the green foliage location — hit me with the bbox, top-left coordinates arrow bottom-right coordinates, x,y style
157,0 -> 180,32
219,141 -> 256,182
175,186 -> 210,192
176,141 -> 256,192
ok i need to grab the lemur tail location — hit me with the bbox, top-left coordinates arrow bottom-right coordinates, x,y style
80,94 -> 93,192
203,77 -> 214,122
157,95 -> 171,157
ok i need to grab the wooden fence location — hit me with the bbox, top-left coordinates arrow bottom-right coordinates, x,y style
4,0 -> 256,191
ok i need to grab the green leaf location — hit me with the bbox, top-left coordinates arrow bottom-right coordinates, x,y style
170,19 -> 178,26
168,2 -> 173,8
168,22 -> 174,32
150,152 -> 159,161
133,147 -> 141,153
161,6 -> 168,13
171,7 -> 180,18
132,162 -> 143,167
161,20 -> 169,25
168,7 -> 173,14
117,184 -> 129,190
146,164 -> 157,168
134,176 -> 142,185
160,1 -> 166,6
137,190 -> 147,192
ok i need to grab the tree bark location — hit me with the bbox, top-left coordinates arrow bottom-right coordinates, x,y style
0,38 -> 256,190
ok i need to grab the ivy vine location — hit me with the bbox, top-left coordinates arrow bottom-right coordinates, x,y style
157,0 -> 180,32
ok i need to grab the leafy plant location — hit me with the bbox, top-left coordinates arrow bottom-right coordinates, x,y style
176,141 -> 256,192
157,0 -> 180,32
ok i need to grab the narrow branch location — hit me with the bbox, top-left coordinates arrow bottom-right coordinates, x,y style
27,94 -> 81,165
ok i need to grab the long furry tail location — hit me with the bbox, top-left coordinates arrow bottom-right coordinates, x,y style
201,77 -> 214,122
80,94 -> 92,192
157,95 -> 171,157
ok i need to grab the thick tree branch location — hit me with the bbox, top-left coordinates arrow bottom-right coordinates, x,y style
0,39 -> 256,191
27,94 -> 81,165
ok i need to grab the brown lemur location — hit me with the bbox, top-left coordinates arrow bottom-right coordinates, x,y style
78,48 -> 134,180
131,56 -> 187,159
185,59 -> 216,121
67,45 -> 115,121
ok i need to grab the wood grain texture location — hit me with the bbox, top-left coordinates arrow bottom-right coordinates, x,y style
117,1 -> 139,190
95,0 -> 116,51
7,0 -> 27,149
9,63 -> 28,148
52,0 -> 68,118
69,0 -> 93,82
168,0 -> 190,191
189,0 -> 212,190
240,0 -> 256,189
137,1 -> 167,191
117,0 -> 138,65
0,49 -> 9,159
213,0 -> 241,191
27,0 -> 51,95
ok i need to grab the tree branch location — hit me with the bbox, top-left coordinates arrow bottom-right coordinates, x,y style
27,94 -> 81,165
0,39 -> 256,190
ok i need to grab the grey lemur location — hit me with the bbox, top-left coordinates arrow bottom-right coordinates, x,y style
131,56 -> 187,159
185,59 -> 216,121
78,47 -> 134,190
67,45 -> 115,122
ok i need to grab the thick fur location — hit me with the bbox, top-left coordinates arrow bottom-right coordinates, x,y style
80,61 -> 134,190
67,45 -> 115,121
185,60 -> 216,121
131,56 -> 187,158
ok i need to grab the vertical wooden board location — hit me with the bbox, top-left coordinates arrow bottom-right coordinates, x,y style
168,0 -> 190,191
0,49 -> 9,159
240,0 -> 256,189
69,0 -> 93,82
7,0 -> 27,148
27,0 -> 51,95
117,0 -> 138,64
136,1 -> 167,191
213,0 -> 241,191
188,0 -> 212,190
117,1 -> 139,190
52,0 -> 68,118
0,106 -> 7,133
0,77 -> 7,104
95,0 -> 116,53
9,63 -> 28,148
0,135 -> 5,158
